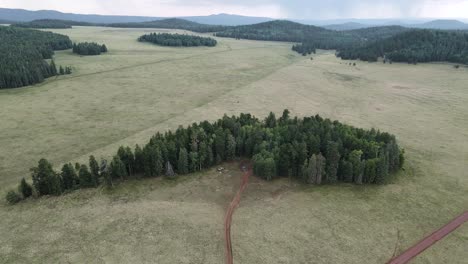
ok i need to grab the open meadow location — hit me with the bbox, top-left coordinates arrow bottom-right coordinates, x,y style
0,26 -> 467,263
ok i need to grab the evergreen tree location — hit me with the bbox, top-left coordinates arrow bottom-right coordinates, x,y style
59,65 -> 65,75
61,163 -> 78,190
225,133 -> 236,161
265,112 -> 277,128
214,129 -> 225,161
178,147 -> 189,174
49,60 -> 58,76
19,178 -> 33,198
78,165 -> 95,188
89,155 -> 100,185
134,144 -> 144,174
189,151 -> 199,173
326,141 -> 341,183
31,158 -> 62,196
110,155 -> 127,181
339,160 -> 353,183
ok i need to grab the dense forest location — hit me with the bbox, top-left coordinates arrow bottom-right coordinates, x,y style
109,18 -> 227,33
11,19 -> 96,29
0,26 -> 73,89
138,33 -> 217,47
12,19 -> 72,29
337,29 -> 468,64
73,42 -> 108,55
215,20 -> 360,50
7,111 -> 404,204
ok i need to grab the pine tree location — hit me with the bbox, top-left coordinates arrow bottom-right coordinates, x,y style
49,60 -> 58,76
110,155 -> 127,181
31,158 -> 62,196
153,146 -> 163,176
59,65 -> 65,75
61,163 -> 78,190
225,133 -> 236,160
19,178 -> 33,198
326,141 -> 340,183
265,112 -> 277,128
79,165 -> 94,188
189,151 -> 199,173
214,129 -> 225,161
89,155 -> 100,186
134,144 -> 144,174
178,147 -> 189,174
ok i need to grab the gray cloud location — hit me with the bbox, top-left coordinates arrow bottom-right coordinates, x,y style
1,0 -> 467,19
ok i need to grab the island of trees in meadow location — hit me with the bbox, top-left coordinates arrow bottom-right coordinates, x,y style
73,42 -> 108,56
7,111 -> 404,204
138,33 -> 217,47
0,26 -> 73,89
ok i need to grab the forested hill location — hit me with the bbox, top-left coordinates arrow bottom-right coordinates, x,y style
0,26 -> 72,89
12,19 -> 94,29
215,20 -> 362,50
348,26 -> 410,41
337,29 -> 468,64
108,18 -> 227,33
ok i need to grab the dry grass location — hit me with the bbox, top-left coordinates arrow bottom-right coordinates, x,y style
0,26 -> 467,263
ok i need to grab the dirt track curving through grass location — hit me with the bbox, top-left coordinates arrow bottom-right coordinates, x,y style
388,211 -> 468,264
224,164 -> 252,264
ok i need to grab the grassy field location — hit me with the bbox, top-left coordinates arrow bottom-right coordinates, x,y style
1,26 -> 467,263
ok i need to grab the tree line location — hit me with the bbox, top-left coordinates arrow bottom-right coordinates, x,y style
0,26 -> 73,89
138,33 -> 217,47
12,19 -> 73,29
11,19 -> 96,29
72,42 -> 108,56
337,29 -> 468,64
214,20 -> 360,50
6,110 -> 405,204
109,18 -> 227,33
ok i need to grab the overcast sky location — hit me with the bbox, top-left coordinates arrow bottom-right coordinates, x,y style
1,0 -> 468,19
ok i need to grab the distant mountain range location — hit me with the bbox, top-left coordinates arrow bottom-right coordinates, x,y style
0,8 -> 468,29
0,8 -> 270,25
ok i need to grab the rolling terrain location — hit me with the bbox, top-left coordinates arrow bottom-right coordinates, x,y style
0,26 -> 467,263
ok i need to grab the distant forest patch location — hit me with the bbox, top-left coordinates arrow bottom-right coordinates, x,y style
109,18 -> 227,33
11,19 -> 96,29
138,33 -> 217,47
73,42 -> 108,56
0,26 -> 72,89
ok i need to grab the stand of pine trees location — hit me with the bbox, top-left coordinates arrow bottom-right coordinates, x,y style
12,19 -> 73,29
72,42 -> 108,56
337,30 -> 468,64
138,33 -> 217,47
0,26 -> 73,89
6,111 -> 405,204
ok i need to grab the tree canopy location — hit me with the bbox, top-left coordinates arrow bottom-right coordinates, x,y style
0,26 -> 72,89
138,33 -> 217,47
337,29 -> 468,64
8,111 -> 405,204
72,42 -> 108,56
109,18 -> 227,33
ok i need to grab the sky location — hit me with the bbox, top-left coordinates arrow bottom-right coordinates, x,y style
1,0 -> 468,19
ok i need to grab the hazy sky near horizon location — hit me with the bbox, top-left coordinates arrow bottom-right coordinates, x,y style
1,0 -> 468,19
